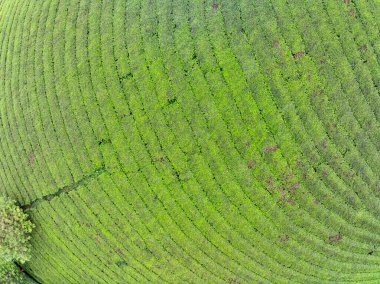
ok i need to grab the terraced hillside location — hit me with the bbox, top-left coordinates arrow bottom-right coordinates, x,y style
0,0 -> 380,283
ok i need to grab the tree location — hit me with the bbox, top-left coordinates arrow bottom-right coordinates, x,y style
0,197 -> 34,283
0,262 -> 24,283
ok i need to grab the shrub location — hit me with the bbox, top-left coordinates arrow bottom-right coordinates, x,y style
0,197 -> 34,264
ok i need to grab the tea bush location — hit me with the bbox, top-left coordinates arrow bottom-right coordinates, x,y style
0,0 -> 380,282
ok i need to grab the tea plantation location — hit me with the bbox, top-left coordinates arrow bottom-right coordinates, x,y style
1,0 -> 380,283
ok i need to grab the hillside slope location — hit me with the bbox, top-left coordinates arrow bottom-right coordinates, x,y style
1,0 -> 380,283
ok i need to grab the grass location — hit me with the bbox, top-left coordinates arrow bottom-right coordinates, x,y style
0,0 -> 380,283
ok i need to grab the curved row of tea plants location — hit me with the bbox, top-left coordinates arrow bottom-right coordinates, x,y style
0,0 -> 379,283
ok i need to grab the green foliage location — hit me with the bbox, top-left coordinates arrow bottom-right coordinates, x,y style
1,0 -> 380,282
0,197 -> 34,264
0,262 -> 23,284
